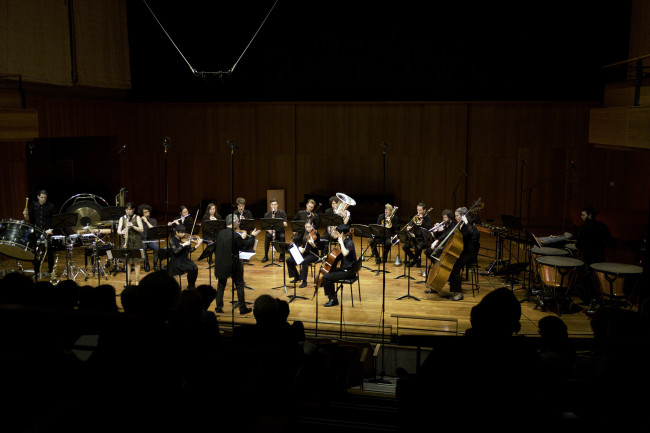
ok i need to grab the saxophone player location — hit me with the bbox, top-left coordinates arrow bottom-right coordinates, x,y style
370,204 -> 399,264
117,203 -> 144,285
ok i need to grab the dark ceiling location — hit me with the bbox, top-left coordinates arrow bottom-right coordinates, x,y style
126,0 -> 632,103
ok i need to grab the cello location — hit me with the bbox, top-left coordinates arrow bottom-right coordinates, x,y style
426,198 -> 482,292
316,227 -> 354,287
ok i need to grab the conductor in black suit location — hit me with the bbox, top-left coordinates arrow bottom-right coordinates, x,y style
214,213 -> 260,315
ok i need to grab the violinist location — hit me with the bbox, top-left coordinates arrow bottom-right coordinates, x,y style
425,209 -> 454,259
292,199 -> 320,242
214,214 -> 260,315
262,198 -> 288,263
117,203 -> 145,285
446,207 -> 480,301
402,202 -> 433,268
286,220 -> 320,288
370,204 -> 399,264
169,223 -> 202,291
322,224 -> 357,307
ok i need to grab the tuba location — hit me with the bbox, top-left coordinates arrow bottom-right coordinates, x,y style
334,192 -> 356,225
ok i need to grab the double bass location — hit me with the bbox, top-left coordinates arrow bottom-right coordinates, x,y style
426,198 -> 482,292
316,227 -> 354,287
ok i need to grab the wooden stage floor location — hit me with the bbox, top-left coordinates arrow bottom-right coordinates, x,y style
2,230 -> 597,340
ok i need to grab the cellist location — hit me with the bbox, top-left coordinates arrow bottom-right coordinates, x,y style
447,207 -> 480,301
321,224 -> 357,307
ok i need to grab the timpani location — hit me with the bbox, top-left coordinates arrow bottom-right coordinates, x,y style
590,262 -> 643,302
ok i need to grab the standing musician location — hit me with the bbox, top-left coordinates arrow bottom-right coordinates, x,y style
200,202 -> 222,263
370,204 -> 399,264
138,204 -> 159,272
23,189 -> 55,277
402,202 -> 433,268
117,202 -> 145,285
445,207 -> 480,301
213,214 -> 260,315
262,198 -> 287,263
169,223 -> 202,290
292,199 -> 320,243
168,205 -> 194,234
235,197 -> 253,221
286,220 -> 320,288
426,208 -> 454,259
321,224 -> 357,307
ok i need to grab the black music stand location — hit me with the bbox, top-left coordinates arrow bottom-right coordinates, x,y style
260,218 -> 285,268
200,220 -> 225,274
270,242 -> 294,298
415,229 -> 435,285
352,224 -> 373,271
238,218 -> 256,266
51,213 -> 79,282
108,248 -> 144,287
395,232 -> 415,281
101,206 -> 126,275
368,224 -> 391,275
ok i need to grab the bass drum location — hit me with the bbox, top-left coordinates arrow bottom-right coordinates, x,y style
60,193 -> 109,235
0,219 -> 45,261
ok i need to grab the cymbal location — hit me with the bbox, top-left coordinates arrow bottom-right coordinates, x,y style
95,221 -> 113,227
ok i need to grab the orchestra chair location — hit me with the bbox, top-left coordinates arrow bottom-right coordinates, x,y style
335,258 -> 364,307
463,261 -> 480,297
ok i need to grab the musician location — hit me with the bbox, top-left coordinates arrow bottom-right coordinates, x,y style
117,203 -> 145,285
261,198 -> 287,263
168,205 -> 194,234
576,207 -> 612,266
169,223 -> 202,291
402,203 -> 433,267
235,197 -> 253,221
370,204 -> 399,264
292,199 -> 320,242
214,214 -> 260,315
322,224 -> 357,307
23,190 -> 56,277
319,196 -> 340,256
138,204 -> 159,272
447,207 -> 480,301
200,202 -> 222,264
426,209 -> 454,259
286,220 -> 320,288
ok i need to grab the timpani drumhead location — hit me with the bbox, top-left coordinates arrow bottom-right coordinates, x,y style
530,247 -> 569,257
535,256 -> 584,288
590,262 -> 643,298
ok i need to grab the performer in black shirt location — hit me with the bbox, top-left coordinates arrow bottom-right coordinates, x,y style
214,214 -> 260,315
169,224 -> 202,290
261,198 -> 287,263
287,220 -> 320,288
138,204 -> 159,272
402,203 -> 433,267
319,196 -> 340,256
235,197 -> 253,221
425,208 -> 454,259
576,207 -> 612,266
23,190 -> 55,276
168,205 -> 194,235
369,204 -> 399,264
447,207 -> 480,301
321,224 -> 357,307
292,199 -> 320,242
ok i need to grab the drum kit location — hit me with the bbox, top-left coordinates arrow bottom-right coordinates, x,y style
0,193 -> 124,283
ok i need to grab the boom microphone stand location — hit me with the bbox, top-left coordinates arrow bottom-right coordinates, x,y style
163,136 -> 172,275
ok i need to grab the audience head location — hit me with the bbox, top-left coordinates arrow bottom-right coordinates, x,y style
469,287 -> 522,337
253,294 -> 281,327
196,284 -> 217,310
137,271 -> 181,320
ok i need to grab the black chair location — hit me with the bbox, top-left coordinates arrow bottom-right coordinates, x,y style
336,258 -> 364,307
463,261 -> 480,297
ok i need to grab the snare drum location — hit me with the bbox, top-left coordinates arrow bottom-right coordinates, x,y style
0,219 -> 45,261
81,233 -> 97,245
590,262 -> 643,299
50,235 -> 67,251
67,234 -> 81,247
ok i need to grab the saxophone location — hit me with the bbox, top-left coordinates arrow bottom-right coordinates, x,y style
122,214 -> 130,248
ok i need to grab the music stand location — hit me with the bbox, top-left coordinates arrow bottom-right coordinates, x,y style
107,248 -> 144,287
270,242 -> 294,297
415,229 -> 435,284
101,206 -> 126,275
395,231 -> 415,281
352,224 -> 374,271
238,219 -> 256,266
51,213 -> 79,281
260,218 -> 285,268
368,224 -> 391,275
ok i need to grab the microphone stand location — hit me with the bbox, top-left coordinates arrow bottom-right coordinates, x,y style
26,142 -> 39,281
368,141 -> 390,386
229,139 -> 237,323
163,137 -> 172,275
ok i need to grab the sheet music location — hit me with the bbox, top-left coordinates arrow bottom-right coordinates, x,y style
239,251 -> 255,260
289,244 -> 303,265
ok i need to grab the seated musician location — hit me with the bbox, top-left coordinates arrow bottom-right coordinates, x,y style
201,202 -> 222,263
370,204 -> 399,264
292,199 -> 320,243
286,220 -> 320,288
425,209 -> 454,259
117,203 -> 145,285
321,224 -> 357,307
262,198 -> 288,263
168,205 -> 193,235
169,223 -> 202,290
319,196 -> 339,256
23,189 -> 55,277
235,197 -> 253,221
139,204 -> 159,272
444,207 -> 480,301
402,203 -> 433,267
